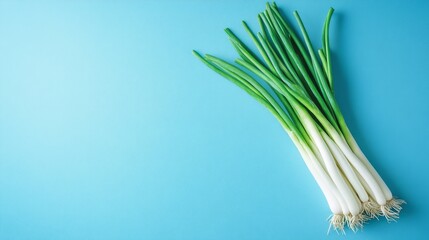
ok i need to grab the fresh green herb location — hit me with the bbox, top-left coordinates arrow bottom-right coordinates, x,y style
193,2 -> 404,233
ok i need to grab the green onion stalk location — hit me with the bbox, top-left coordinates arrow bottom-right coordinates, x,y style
193,2 -> 404,232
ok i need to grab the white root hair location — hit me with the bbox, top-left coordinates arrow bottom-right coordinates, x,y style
328,214 -> 346,234
380,198 -> 406,221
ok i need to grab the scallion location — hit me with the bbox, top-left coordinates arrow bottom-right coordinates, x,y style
193,2 -> 405,233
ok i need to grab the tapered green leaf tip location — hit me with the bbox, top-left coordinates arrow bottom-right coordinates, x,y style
242,20 -> 251,30
192,50 -> 204,60
272,2 -> 278,8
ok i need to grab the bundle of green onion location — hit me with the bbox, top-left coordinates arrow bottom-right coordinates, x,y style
193,2 -> 404,232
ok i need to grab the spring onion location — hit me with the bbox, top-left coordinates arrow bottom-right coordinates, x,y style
193,2 -> 404,232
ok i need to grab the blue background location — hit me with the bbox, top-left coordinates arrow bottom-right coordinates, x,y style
0,0 -> 428,239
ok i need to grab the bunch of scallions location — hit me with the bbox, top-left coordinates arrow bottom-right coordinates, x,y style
193,2 -> 405,233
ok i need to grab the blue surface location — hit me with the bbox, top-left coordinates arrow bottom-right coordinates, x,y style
0,0 -> 428,239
